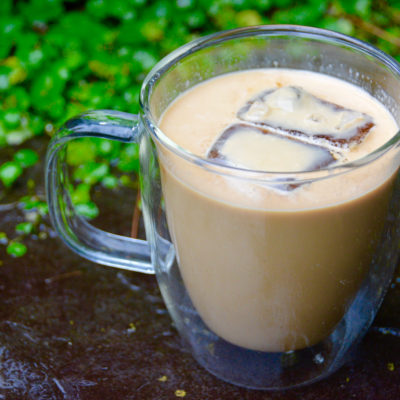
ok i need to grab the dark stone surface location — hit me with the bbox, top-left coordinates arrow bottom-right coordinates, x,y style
0,138 -> 400,399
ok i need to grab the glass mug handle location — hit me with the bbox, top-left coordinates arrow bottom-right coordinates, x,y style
45,110 -> 154,274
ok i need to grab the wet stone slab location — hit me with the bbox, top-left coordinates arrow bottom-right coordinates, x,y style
0,139 -> 400,399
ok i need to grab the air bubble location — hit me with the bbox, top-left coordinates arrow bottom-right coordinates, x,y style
314,353 -> 324,364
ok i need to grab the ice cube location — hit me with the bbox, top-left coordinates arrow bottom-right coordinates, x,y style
207,123 -> 336,173
237,86 -> 374,149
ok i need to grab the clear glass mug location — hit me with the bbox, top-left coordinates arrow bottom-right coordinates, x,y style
45,25 -> 400,390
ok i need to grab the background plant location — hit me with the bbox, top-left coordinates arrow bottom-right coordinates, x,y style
1,0 -> 400,255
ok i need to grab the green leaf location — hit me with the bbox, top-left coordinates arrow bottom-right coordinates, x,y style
20,196 -> 40,209
73,162 -> 109,185
0,66 -> 11,91
55,12 -> 108,51
6,87 -> 31,110
273,2 -> 326,25
7,241 -> 27,257
46,96 -> 66,119
211,6 -> 238,30
122,87 -> 140,108
4,110 -> 21,129
0,129 -> 6,148
388,0 -> 400,7
66,139 -> 97,166
30,69 -> 66,108
15,222 -> 34,235
88,57 -> 119,80
29,63 -> 67,118
101,175 -> 119,189
96,139 -> 121,160
0,0 -> 12,15
177,0 -> 195,9
322,17 -> 354,35
3,56 -> 27,85
253,0 -> 273,11
69,81 -> 113,109
14,32 -> 41,68
19,0 -> 63,24
235,10 -> 263,27
0,16 -> 22,59
0,161 -> 23,187
132,0 -> 146,6
6,128 -> 33,146
63,49 -> 85,70
153,1 -> 172,18
88,0 -> 137,19
86,0 -> 111,19
117,20 -> 146,46
71,183 -> 91,204
273,0 -> 294,6
37,202 -> 49,215
117,143 -> 140,173
140,20 -> 165,42
30,115 -> 45,135
132,49 -> 158,72
75,201 -> 99,219
28,48 -> 44,67
338,0 -> 371,17
13,149 -> 39,168
355,0 -> 372,17
120,174 -> 135,187
186,10 -> 207,28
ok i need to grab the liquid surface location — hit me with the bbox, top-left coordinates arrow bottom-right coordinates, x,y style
160,69 -> 396,168
158,69 -> 398,351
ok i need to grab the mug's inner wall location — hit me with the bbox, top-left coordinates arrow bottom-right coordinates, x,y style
149,33 -> 400,128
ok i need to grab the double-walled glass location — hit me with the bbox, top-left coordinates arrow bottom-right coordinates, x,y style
46,26 -> 400,390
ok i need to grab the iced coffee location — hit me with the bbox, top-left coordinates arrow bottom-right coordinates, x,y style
158,69 -> 399,352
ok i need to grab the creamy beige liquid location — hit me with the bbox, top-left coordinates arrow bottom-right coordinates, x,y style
158,69 -> 399,352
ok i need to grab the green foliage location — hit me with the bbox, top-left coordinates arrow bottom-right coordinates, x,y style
13,149 -> 39,168
73,162 -> 110,185
337,0 -> 372,17
71,183 -> 92,205
20,195 -> 49,215
0,161 -> 23,187
0,0 -> 397,153
6,241 -> 28,257
0,148 -> 39,188
1,0 -> 400,252
15,222 -> 34,235
66,140 -> 97,166
74,201 -> 100,219
117,143 -> 140,173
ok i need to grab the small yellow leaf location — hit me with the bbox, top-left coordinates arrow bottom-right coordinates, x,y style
175,389 -> 186,397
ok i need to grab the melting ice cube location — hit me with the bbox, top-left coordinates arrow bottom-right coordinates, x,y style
207,123 -> 335,173
237,86 -> 374,149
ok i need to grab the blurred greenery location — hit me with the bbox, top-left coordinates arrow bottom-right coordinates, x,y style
1,0 -> 400,254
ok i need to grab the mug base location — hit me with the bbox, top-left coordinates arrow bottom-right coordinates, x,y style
187,327 -> 347,390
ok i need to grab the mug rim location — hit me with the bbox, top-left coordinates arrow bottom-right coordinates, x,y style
140,24 -> 400,181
